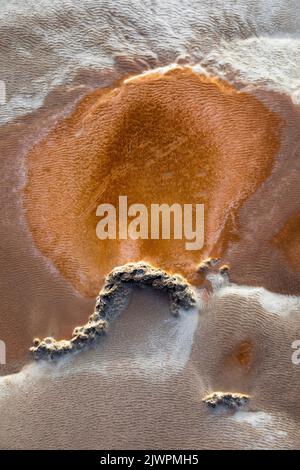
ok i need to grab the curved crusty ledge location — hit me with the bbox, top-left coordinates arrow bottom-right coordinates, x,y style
30,262 -> 197,360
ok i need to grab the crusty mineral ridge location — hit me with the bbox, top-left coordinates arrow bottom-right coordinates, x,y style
30,262 -> 197,360
203,392 -> 250,410
197,257 -> 220,273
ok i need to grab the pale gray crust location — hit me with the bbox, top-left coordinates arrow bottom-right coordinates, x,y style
30,262 -> 197,360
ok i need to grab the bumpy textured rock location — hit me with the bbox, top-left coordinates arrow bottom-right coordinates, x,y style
197,257 -> 220,273
203,392 -> 250,410
30,262 -> 197,360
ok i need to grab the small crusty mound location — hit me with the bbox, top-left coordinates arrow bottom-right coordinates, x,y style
30,262 -> 197,360
203,392 -> 250,410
